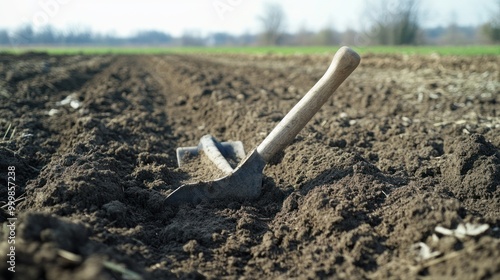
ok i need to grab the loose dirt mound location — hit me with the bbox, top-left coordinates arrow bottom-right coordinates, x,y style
0,52 -> 499,279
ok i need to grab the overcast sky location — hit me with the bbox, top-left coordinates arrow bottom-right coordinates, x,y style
0,0 -> 496,36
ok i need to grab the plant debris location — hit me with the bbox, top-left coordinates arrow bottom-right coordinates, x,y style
435,223 -> 490,239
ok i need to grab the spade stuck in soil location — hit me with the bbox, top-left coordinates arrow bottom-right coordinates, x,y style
165,46 -> 361,206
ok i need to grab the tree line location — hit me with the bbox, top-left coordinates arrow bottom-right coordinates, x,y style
1,0 -> 499,47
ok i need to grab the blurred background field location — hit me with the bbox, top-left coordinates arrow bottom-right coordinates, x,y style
0,0 -> 499,55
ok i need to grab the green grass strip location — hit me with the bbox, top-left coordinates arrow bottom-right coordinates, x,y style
1,45 -> 499,56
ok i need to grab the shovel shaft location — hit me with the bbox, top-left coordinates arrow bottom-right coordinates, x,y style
256,47 -> 360,162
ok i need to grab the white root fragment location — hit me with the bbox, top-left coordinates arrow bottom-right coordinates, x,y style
411,242 -> 441,261
434,223 -> 490,239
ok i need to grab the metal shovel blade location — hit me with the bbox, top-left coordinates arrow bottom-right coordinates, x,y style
165,149 -> 266,206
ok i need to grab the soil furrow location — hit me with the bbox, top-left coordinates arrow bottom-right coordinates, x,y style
0,55 -> 112,203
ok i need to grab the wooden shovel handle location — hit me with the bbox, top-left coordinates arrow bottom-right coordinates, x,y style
256,46 -> 360,162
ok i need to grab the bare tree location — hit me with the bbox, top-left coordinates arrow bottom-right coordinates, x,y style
10,25 -> 34,46
482,0 -> 500,43
258,2 -> 286,45
364,0 -> 422,45
36,26 -> 58,44
181,30 -> 204,46
315,26 -> 341,46
341,28 -> 358,46
0,29 -> 9,45
395,0 -> 421,44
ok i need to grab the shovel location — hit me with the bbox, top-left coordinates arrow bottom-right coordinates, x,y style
165,46 -> 360,206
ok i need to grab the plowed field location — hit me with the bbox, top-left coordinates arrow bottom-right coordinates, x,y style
1,51 -> 499,279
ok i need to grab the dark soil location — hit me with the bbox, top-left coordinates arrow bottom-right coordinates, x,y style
0,51 -> 499,279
